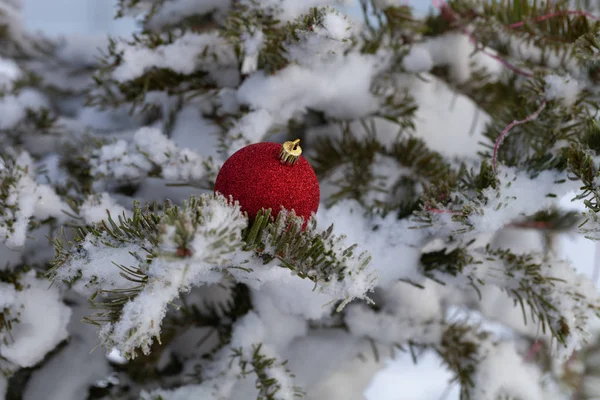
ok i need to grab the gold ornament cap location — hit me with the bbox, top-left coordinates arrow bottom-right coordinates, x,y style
279,139 -> 302,166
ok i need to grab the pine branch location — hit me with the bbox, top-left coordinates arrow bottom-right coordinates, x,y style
87,128 -> 216,188
345,305 -> 495,400
421,245 -> 600,348
50,194 -> 374,356
566,141 -> 600,238
311,122 -> 450,212
508,208 -> 581,232
58,135 -> 106,197
358,1 -> 427,54
49,201 -> 162,328
492,0 -> 600,43
0,107 -> 64,148
574,30 -> 600,66
232,344 -> 304,399
432,0 -> 535,78
414,161 -> 494,226
507,9 -> 600,29
0,151 -> 68,248
0,268 -> 25,343
436,324 -> 489,400
89,31 -> 233,113
480,75 -> 593,174
444,0 -> 600,56
243,209 -> 375,309
370,81 -> 418,129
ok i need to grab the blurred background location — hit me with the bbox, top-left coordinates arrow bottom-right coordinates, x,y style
23,0 -> 436,35
24,0 -> 135,35
20,0 -> 599,399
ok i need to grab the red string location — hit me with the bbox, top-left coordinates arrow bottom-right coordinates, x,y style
508,10 -> 600,29
492,100 -> 547,172
524,340 -> 543,361
425,207 -> 460,214
431,0 -> 534,78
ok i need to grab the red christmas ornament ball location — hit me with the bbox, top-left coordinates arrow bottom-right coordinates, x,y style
214,141 -> 320,223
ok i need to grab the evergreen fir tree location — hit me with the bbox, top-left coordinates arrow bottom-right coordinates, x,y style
3,0 -> 600,398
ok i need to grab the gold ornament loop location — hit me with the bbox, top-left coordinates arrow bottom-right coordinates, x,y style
279,139 -> 302,165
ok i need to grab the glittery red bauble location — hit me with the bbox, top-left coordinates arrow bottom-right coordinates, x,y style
214,142 -> 320,223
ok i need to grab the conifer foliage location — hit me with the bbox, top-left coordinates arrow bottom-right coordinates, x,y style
2,0 -> 600,399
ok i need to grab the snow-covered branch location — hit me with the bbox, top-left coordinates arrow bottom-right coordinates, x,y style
0,151 -> 68,248
90,127 -> 214,187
